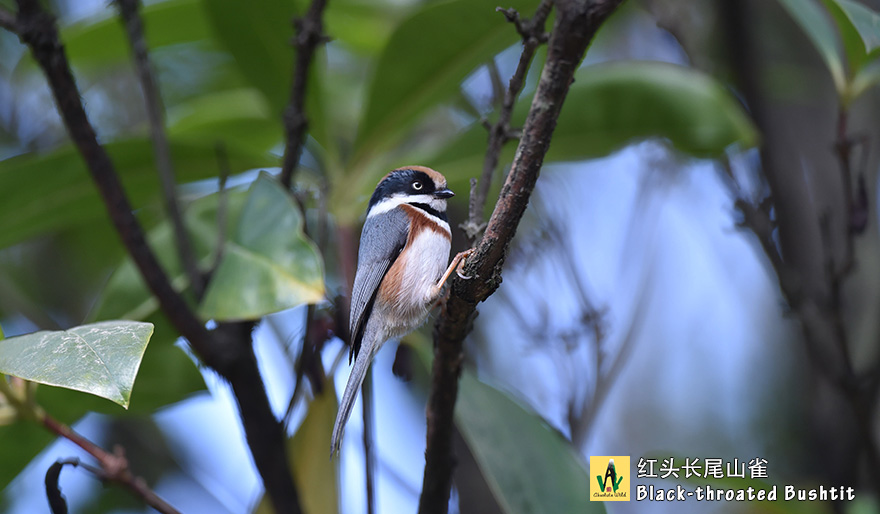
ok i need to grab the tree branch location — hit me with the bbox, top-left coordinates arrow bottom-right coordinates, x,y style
362,367 -> 377,514
418,1 -> 625,511
0,377 -> 177,514
42,416 -> 181,514
279,0 -> 328,189
8,2 -> 303,512
462,0 -> 552,241
115,0 -> 204,298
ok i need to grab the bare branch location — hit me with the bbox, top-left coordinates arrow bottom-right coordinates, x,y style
41,416 -> 180,514
462,0 -> 553,241
280,0 -> 329,189
212,143 -> 231,275
362,368 -> 377,514
116,0 -> 204,298
418,1 -> 626,511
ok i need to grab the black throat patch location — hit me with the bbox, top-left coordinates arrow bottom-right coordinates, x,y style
410,202 -> 448,222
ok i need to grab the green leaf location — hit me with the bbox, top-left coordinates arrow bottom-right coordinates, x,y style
199,172 -> 324,321
36,316 -> 205,419
825,0 -> 880,59
852,57 -> 880,98
456,373 -> 605,514
254,389 -> 341,514
0,138 -> 275,249
290,389 -> 340,514
777,0 -> 847,93
324,0 -> 402,55
431,61 -> 757,176
0,321 -> 154,408
352,0 -> 538,163
203,0 -> 327,147
90,189 -> 248,324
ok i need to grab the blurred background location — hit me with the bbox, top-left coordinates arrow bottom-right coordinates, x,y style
1,0 -> 880,512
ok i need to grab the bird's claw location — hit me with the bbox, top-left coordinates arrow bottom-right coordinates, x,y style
455,249 -> 474,279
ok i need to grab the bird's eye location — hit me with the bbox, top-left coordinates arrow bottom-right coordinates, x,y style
412,181 -> 423,190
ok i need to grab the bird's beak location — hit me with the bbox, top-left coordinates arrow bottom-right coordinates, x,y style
433,188 -> 454,199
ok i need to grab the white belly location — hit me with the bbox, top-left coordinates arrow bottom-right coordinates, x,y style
377,229 -> 450,336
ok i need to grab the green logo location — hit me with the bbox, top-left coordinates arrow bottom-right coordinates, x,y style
597,459 -> 623,493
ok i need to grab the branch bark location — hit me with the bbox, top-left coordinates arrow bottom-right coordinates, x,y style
6,2 -> 302,512
462,0 -> 553,241
279,0 -> 328,189
116,0 -> 204,298
418,1 -> 625,511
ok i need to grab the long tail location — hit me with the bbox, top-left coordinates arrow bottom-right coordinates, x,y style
331,337 -> 377,456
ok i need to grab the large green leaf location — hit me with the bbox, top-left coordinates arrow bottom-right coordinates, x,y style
0,321 -> 153,408
777,0 -> 847,93
90,189 -> 248,323
0,138 -> 275,249
456,373 -> 604,514
36,316 -> 205,420
431,61 -> 757,176
199,172 -> 324,321
352,0 -> 538,163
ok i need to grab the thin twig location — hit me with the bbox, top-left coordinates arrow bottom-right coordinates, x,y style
279,0 -> 329,189
462,0 -> 553,242
42,416 -> 180,514
212,143 -> 230,275
362,367 -> 376,514
116,0 -> 204,298
418,1 -> 625,512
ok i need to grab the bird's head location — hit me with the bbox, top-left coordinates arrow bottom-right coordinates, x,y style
367,166 -> 454,217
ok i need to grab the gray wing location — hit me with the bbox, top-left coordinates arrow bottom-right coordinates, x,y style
349,208 -> 410,361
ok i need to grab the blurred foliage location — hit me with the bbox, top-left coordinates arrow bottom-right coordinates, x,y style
10,0 -> 872,511
779,0 -> 880,102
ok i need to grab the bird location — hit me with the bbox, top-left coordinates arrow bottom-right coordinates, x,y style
330,166 -> 472,456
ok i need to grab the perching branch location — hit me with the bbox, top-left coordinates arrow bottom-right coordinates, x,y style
4,2 -> 302,512
116,0 -> 204,298
418,1 -> 626,512
462,0 -> 553,241
279,0 -> 329,189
